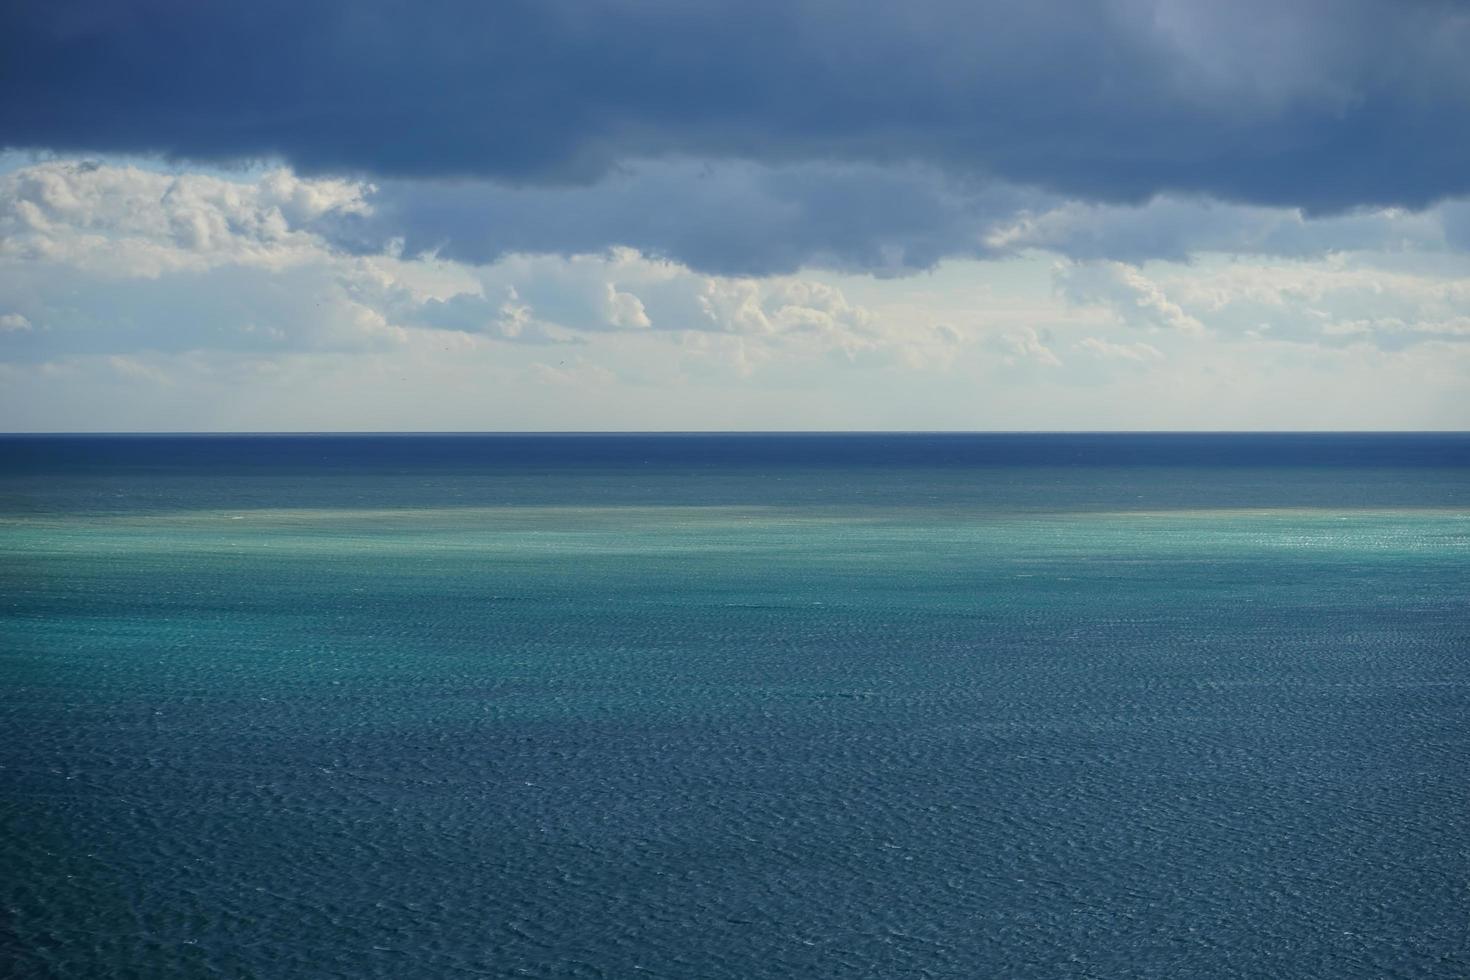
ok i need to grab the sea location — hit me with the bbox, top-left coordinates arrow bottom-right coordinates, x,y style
2,433 -> 1467,978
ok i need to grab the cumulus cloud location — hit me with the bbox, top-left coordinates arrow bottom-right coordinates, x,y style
3,155 -> 1468,430
1158,257 -> 1470,349
998,327 -> 1062,367
16,155 -> 1470,284
985,196 -> 1456,264
0,160 -> 369,277
604,285 -> 651,330
1055,261 -> 1207,334
4,0 -> 1469,213
0,160 -> 954,371
1048,253 -> 1470,351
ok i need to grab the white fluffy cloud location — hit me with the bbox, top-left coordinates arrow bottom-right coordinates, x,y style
988,327 -> 1059,368
1055,261 -> 1206,334
1,161 -> 369,276
0,160 -> 954,370
1054,254 -> 1470,351
1,158 -> 1468,430
987,195 -> 1457,262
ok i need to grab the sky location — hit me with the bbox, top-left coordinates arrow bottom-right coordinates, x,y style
2,0 -> 1469,431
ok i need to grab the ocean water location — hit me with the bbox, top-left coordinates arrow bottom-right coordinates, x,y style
2,434 -> 1467,978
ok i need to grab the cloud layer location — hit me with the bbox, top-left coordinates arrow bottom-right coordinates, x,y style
3,3 -> 1469,430
0,160 -> 959,368
5,0 -> 1470,212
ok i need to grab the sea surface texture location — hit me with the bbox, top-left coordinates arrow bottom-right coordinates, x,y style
2,434 -> 1467,978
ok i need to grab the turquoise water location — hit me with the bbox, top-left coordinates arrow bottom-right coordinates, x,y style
3,435 -> 1468,977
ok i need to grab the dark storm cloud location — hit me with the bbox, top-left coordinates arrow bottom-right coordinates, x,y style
323,162 -> 1046,276
5,0 -> 1470,212
329,164 -> 1470,277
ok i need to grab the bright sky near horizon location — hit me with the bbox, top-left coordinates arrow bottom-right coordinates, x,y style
2,1 -> 1469,431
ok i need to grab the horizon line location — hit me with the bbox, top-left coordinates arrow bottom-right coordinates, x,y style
4,430 -> 1470,438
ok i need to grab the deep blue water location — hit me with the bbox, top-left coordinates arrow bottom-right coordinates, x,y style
3,434 -> 1468,977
